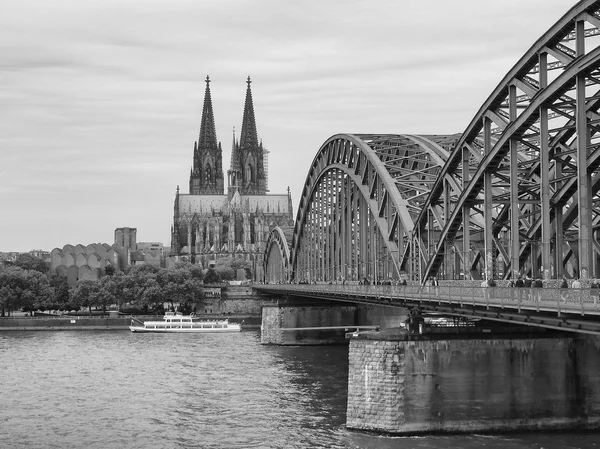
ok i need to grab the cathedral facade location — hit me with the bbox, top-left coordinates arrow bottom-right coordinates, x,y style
170,76 -> 294,281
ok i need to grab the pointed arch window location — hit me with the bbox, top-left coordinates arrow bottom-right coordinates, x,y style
205,164 -> 212,184
246,163 -> 254,184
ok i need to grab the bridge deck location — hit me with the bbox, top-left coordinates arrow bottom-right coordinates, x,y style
255,284 -> 600,335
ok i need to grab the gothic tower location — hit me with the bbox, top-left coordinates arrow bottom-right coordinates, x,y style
189,75 -> 224,195
170,185 -> 181,254
228,77 -> 266,195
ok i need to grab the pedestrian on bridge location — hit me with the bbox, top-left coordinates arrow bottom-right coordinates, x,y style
516,276 -> 525,304
560,277 -> 569,304
432,277 -> 440,298
524,276 -> 533,301
481,279 -> 489,302
533,278 -> 543,304
572,278 -> 582,304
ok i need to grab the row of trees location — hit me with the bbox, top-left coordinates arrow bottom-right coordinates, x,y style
0,254 -> 252,317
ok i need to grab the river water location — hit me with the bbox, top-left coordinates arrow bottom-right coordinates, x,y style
0,330 -> 598,449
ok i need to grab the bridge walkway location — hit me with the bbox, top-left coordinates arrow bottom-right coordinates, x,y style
254,283 -> 600,335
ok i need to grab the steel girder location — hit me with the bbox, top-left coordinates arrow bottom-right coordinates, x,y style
410,0 -> 600,283
288,133 -> 457,283
264,226 -> 292,283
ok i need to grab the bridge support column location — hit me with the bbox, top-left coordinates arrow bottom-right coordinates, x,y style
261,302 -> 359,345
347,332 -> 600,434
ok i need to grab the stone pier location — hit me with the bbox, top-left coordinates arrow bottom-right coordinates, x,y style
261,301 -> 407,345
347,330 -> 600,434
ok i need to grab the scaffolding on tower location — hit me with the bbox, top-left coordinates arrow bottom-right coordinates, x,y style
263,148 -> 270,192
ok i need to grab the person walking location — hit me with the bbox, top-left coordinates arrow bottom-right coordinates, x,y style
516,276 -> 525,304
572,277 -> 582,305
533,278 -> 543,304
524,276 -> 533,301
560,276 -> 569,304
481,279 -> 489,302
432,276 -> 440,298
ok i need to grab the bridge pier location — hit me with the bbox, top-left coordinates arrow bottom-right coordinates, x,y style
261,301 -> 358,345
260,300 -> 407,345
347,330 -> 600,434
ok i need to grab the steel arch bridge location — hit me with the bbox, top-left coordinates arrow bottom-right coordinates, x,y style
265,0 -> 600,285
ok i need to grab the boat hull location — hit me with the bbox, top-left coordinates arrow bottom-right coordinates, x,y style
129,326 -> 241,333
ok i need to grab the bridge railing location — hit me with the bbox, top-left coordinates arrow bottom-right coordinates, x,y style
256,284 -> 600,316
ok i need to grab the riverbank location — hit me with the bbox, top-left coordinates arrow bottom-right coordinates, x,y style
0,315 -> 261,331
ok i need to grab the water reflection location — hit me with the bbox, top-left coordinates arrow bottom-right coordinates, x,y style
1,331 -> 599,449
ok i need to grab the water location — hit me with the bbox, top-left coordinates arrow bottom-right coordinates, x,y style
1,330 -> 599,449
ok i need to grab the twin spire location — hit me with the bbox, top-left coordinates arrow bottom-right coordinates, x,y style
189,76 -> 266,196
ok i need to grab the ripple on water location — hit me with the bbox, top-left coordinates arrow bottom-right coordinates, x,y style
2,331 -> 600,449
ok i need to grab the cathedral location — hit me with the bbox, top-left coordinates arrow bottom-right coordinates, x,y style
170,76 -> 294,281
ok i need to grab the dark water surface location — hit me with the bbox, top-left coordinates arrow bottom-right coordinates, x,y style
1,330 -> 598,449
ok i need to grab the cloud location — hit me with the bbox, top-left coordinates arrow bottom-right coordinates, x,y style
0,0 -> 577,251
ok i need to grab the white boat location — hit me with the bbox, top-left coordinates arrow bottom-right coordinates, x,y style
129,312 -> 242,333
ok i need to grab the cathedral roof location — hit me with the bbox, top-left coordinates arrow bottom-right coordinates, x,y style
178,193 -> 290,216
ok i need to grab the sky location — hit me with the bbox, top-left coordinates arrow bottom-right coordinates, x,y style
0,0 -> 578,252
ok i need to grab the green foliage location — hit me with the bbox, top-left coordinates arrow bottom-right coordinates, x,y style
70,277 -> 117,315
10,253 -> 50,274
204,268 -> 221,284
0,262 -> 206,316
213,257 -> 252,281
0,265 -> 52,316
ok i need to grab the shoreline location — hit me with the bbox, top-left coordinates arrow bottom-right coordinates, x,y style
0,315 -> 262,331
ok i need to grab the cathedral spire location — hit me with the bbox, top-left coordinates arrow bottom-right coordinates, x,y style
198,75 -> 218,150
239,76 -> 258,150
228,126 -> 241,197
190,75 -> 224,195
234,76 -> 266,195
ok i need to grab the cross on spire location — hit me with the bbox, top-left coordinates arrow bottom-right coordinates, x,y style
206,75 -> 211,85
247,76 -> 251,87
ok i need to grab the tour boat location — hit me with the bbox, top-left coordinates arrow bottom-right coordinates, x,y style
129,312 -> 242,333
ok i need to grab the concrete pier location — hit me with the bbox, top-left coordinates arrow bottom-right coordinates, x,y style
261,302 -> 359,345
260,301 -> 408,345
347,330 -> 600,434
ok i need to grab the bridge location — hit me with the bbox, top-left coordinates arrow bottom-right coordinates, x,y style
255,283 -> 600,335
259,1 -> 600,434
263,0 -> 600,331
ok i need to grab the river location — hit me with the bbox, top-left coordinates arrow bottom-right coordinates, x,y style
0,330 -> 598,449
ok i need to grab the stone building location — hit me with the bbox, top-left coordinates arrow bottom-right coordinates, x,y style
170,76 -> 294,280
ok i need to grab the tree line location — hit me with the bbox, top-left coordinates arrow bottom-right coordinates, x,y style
0,253 -> 252,317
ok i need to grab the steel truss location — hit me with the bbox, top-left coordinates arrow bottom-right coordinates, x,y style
265,0 -> 600,284
264,226 -> 292,283
287,134 -> 458,283
411,0 -> 600,283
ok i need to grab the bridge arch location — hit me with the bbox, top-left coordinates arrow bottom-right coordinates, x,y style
288,133 -> 458,283
264,226 -> 292,283
410,0 -> 600,282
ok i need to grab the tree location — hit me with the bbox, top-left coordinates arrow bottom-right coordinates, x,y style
214,256 -> 252,281
70,279 -> 116,316
0,265 -> 52,316
11,253 -> 50,274
204,268 -> 221,284
161,265 -> 204,313
48,274 -> 70,309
